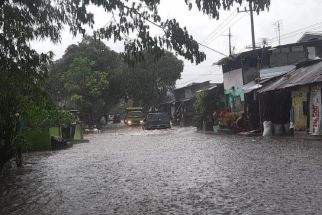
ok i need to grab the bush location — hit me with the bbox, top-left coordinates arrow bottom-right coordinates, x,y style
193,91 -> 208,116
21,98 -> 76,128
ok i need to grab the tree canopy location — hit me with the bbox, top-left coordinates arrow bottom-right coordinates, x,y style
46,36 -> 121,125
120,51 -> 184,107
47,36 -> 184,124
0,0 -> 270,166
1,0 -> 270,74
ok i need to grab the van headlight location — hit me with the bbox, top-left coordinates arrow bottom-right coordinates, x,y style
128,120 -> 132,125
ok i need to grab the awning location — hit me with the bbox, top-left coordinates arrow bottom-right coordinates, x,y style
241,65 -> 296,94
259,60 -> 322,93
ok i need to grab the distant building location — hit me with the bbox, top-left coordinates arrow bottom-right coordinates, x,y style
160,81 -> 223,126
297,32 -> 322,43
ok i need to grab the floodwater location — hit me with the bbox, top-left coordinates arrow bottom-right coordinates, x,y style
1,125 -> 322,215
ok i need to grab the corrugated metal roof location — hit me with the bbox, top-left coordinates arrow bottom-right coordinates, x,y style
297,32 -> 322,43
260,65 -> 295,80
175,81 -> 210,90
242,81 -> 262,93
259,60 -> 322,93
216,47 -> 271,65
241,66 -> 295,94
196,83 -> 218,93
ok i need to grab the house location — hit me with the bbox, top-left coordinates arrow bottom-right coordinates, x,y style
242,65 -> 295,129
217,36 -> 322,131
256,39 -> 322,133
259,59 -> 322,135
217,48 -> 270,113
158,92 -> 176,118
171,81 -> 223,126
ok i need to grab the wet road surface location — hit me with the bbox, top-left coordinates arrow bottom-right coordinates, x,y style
1,125 -> 322,214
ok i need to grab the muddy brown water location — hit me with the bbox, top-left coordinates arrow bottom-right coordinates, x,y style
1,125 -> 322,214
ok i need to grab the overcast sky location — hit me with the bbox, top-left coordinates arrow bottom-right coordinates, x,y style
31,0 -> 322,88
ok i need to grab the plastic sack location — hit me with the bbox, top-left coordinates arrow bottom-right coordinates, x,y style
284,123 -> 290,135
263,121 -> 273,136
274,124 -> 283,136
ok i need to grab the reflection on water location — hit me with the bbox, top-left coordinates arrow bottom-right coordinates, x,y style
1,126 -> 322,215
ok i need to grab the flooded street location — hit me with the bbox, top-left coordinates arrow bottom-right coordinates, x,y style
1,125 -> 322,215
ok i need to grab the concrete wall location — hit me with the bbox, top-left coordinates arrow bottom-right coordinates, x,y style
224,87 -> 245,112
223,68 -> 243,90
270,45 -> 307,67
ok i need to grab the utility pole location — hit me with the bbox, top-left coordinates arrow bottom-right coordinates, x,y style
223,28 -> 232,55
237,0 -> 256,50
249,1 -> 256,50
229,28 -> 232,55
277,22 -> 281,45
274,20 -> 282,45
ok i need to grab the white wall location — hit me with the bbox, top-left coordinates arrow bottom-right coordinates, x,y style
223,68 -> 243,90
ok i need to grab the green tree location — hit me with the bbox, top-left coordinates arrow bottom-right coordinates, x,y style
194,91 -> 218,130
47,37 -> 122,125
63,57 -> 110,125
47,36 -> 121,103
194,91 -> 209,117
0,0 -> 270,166
121,51 -> 184,107
48,39 -> 183,122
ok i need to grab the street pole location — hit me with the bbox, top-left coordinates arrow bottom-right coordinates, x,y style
277,22 -> 281,45
223,28 -> 233,56
237,0 -> 256,50
229,28 -> 232,55
249,0 -> 256,50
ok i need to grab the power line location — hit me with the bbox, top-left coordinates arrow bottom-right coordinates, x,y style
202,4 -> 250,44
198,43 -> 228,57
207,13 -> 247,45
279,22 -> 322,39
222,28 -> 233,55
268,21 -> 322,44
203,13 -> 239,44
206,14 -> 246,45
202,10 -> 237,44
277,25 -> 322,42
275,26 -> 322,44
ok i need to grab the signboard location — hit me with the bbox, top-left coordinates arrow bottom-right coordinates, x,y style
310,84 -> 322,135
